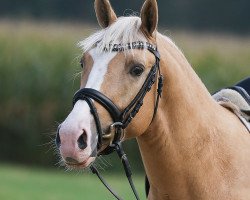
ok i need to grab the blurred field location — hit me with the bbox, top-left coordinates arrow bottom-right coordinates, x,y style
0,19 -> 249,199
0,164 -> 144,200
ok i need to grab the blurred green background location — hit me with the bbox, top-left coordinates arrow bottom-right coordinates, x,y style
0,0 -> 249,199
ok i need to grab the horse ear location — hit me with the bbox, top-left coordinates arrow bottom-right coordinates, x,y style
94,0 -> 117,28
140,0 -> 158,38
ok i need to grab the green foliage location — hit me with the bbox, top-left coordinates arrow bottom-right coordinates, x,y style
0,21 -> 249,171
174,32 -> 250,92
0,164 -> 145,200
0,21 -> 83,166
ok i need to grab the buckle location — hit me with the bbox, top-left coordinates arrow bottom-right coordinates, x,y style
110,122 -> 123,129
110,122 -> 125,142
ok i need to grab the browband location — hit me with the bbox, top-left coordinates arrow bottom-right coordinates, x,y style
102,41 -> 158,53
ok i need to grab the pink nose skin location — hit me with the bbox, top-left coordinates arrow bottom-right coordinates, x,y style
57,119 -> 91,164
57,100 -> 95,166
57,125 -> 96,168
58,124 -> 90,164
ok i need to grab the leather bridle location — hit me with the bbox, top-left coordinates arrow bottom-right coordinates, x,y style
72,41 -> 163,200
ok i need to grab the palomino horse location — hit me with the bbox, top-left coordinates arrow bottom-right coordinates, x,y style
56,0 -> 250,199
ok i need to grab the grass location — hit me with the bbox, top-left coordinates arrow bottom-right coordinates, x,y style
0,164 -> 145,200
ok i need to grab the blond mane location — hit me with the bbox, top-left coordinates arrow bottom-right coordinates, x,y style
78,16 -> 148,53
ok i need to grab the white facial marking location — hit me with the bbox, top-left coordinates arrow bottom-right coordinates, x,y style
59,48 -> 117,158
86,48 -> 117,90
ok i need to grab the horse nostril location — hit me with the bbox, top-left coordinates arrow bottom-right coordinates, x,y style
77,131 -> 87,150
55,126 -> 61,148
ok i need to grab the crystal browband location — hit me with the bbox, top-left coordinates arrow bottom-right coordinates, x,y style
97,41 -> 157,52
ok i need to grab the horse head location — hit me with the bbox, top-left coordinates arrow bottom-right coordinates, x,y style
56,0 -> 160,169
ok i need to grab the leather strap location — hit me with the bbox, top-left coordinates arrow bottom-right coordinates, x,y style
73,88 -> 122,122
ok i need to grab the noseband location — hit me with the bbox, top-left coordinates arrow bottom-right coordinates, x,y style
72,41 -> 163,200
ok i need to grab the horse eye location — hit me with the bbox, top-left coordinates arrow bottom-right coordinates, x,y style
80,61 -> 84,68
130,65 -> 144,77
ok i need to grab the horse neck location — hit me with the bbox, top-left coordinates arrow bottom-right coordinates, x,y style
137,33 -> 222,196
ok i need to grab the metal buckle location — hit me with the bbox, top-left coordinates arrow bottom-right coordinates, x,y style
110,122 -> 123,129
102,122 -> 124,141
110,122 -> 125,142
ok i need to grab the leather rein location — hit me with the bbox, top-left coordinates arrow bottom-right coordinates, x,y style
72,41 -> 163,200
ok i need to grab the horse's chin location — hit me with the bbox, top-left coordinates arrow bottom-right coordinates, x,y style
65,157 -> 96,170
